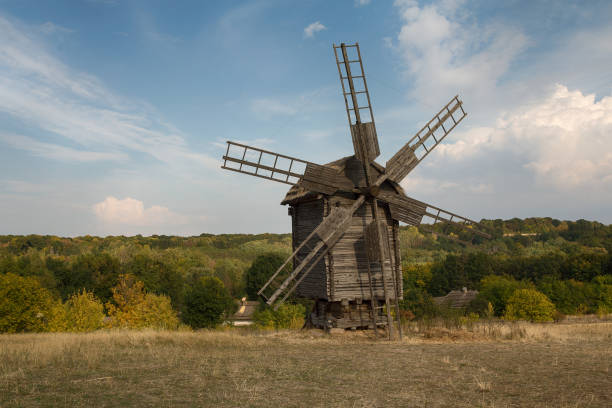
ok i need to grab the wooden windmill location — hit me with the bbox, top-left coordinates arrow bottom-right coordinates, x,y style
221,43 -> 490,338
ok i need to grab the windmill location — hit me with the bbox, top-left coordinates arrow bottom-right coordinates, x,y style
221,43 -> 490,339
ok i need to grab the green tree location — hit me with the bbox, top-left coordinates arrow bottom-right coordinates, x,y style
69,253 -> 121,302
214,258 -> 246,298
182,276 -> 236,329
477,275 -> 534,316
126,254 -> 184,308
0,273 -> 55,333
504,289 -> 556,322
400,287 -> 437,319
244,253 -> 287,300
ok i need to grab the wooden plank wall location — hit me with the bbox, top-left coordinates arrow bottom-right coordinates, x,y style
292,200 -> 329,299
327,192 -> 400,301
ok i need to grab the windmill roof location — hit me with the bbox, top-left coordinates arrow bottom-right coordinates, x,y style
281,155 -> 405,205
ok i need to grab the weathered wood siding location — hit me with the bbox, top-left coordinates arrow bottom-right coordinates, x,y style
327,192 -> 401,301
287,156 -> 405,302
292,200 -> 328,299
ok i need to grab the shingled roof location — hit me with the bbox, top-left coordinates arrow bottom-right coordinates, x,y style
281,155 -> 405,205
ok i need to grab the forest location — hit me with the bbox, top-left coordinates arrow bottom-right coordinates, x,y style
1,217 -> 611,332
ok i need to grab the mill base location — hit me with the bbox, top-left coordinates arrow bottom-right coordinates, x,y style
308,299 -> 389,330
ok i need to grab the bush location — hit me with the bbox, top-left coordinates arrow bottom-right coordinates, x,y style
106,274 -> 179,329
253,303 -> 305,329
182,276 -> 236,329
0,273 -> 55,333
64,290 -> 106,332
504,289 -> 556,322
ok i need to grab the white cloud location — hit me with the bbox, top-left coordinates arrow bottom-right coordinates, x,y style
92,196 -> 187,226
355,0 -> 372,6
303,21 -> 326,39
392,0 -> 528,109
0,15 -> 217,172
421,84 -> 612,190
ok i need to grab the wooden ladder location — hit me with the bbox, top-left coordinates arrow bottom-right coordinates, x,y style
363,258 -> 403,340
368,200 -> 403,341
259,196 -> 366,308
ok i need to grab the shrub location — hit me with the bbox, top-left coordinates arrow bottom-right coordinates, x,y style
64,290 -> 106,332
253,303 -> 306,329
0,273 -> 55,333
106,274 -> 179,329
182,276 -> 236,329
504,289 -> 556,322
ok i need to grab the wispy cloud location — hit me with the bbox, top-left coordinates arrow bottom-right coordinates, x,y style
251,98 -> 298,117
0,132 -> 127,162
39,22 -> 74,35
0,15 -> 216,171
248,87 -> 336,120
355,0 -> 372,7
304,21 -> 326,39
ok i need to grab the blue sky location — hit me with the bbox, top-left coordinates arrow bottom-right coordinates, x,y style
0,0 -> 611,236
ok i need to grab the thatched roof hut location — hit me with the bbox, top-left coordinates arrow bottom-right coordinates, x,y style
433,287 -> 478,309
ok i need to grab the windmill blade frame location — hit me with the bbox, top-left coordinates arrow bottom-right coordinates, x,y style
222,141 -> 353,194
379,191 -> 491,239
385,96 -> 467,184
334,43 -> 380,165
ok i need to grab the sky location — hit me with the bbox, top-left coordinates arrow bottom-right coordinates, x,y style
0,0 -> 611,237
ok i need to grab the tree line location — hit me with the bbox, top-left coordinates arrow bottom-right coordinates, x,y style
1,218 -> 611,332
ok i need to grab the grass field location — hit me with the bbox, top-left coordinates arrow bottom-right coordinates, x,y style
1,321 -> 611,407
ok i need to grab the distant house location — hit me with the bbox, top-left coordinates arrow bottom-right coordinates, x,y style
229,298 -> 259,326
433,287 -> 478,309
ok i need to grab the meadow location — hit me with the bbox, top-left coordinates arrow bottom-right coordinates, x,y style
1,320 -> 611,407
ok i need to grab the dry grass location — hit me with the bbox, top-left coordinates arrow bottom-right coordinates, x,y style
1,322 -> 611,407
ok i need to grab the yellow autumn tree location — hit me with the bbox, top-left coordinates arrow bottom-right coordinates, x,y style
106,274 -> 179,330
63,290 -> 106,332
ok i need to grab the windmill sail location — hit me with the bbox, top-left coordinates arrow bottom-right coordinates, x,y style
386,96 -> 467,183
222,141 -> 353,195
380,192 -> 491,238
334,43 -> 380,164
